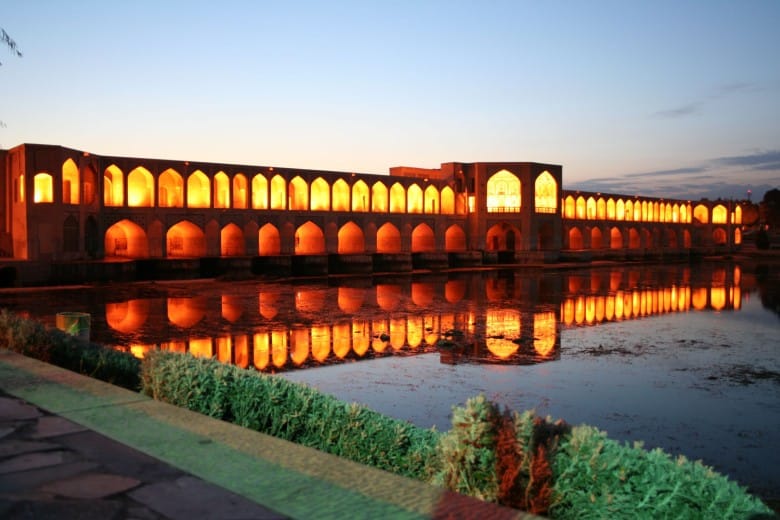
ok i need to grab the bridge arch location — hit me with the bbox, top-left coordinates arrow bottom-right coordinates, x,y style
441,186 -> 455,214
62,158 -> 80,204
252,174 -> 268,209
338,221 -> 365,253
187,170 -> 210,208
258,223 -> 280,255
103,165 -> 124,206
295,221 -> 325,254
128,166 -> 154,207
712,228 -> 727,245
311,177 -> 329,210
159,168 -> 183,207
564,195 -> 575,218
332,179 -> 349,211
352,180 -> 369,212
233,173 -> 248,209
167,220 -> 206,257
591,227 -> 603,249
568,227 -> 583,249
372,181 -> 388,212
712,204 -> 728,224
407,184 -> 423,214
104,219 -> 149,258
221,223 -> 245,256
411,223 -> 435,252
270,174 -> 286,209
213,171 -> 230,208
486,222 -> 520,251
376,222 -> 401,253
610,227 -> 622,249
693,204 -> 709,223
289,176 -> 308,210
424,185 -> 439,213
390,182 -> 406,213
445,224 -> 466,251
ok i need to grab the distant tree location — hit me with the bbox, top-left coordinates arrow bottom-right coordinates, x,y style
760,188 -> 780,230
1,28 -> 23,65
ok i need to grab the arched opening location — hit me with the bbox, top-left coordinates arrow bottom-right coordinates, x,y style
213,171 -> 230,208
672,204 -> 680,223
712,204 -> 727,224
564,195 -> 575,218
733,205 -> 742,225
486,309 -> 521,358
610,227 -> 622,249
486,223 -> 519,251
295,221 -> 325,254
337,221 -> 365,253
628,228 -> 641,249
487,169 -> 521,212
606,198 -> 616,219
105,219 -> 149,258
407,184 -> 423,214
441,186 -> 455,214
586,197 -> 596,219
389,182 -> 406,213
103,165 -> 124,206
712,228 -> 727,245
311,177 -> 330,211
62,158 -> 80,205
596,198 -> 606,219
633,201 -> 642,221
81,165 -> 96,205
372,181 -> 388,212
424,185 -> 439,214
106,299 -> 149,333
187,170 -> 210,208
258,224 -> 280,255
128,166 -> 154,207
158,168 -> 183,207
332,179 -> 349,211
270,174 -> 286,209
411,223 -> 435,252
616,199 -> 625,221
668,229 -> 678,248
445,225 -> 466,251
591,227 -> 603,249
376,223 -> 401,253
63,215 -> 79,252
85,216 -> 99,257
534,171 -> 557,213
568,228 -> 583,249
221,223 -> 245,256
167,221 -> 206,257
352,180 -> 369,212
693,204 -> 709,224
252,174 -> 268,209
233,174 -> 248,209
33,173 -> 53,203
734,227 -> 742,245
664,203 -> 672,222
683,230 -> 691,248
289,176 -> 308,210
625,200 -> 633,221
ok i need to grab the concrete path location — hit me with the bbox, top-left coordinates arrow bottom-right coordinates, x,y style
0,349 -> 531,519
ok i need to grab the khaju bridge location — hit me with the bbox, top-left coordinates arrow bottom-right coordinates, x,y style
0,144 -> 745,284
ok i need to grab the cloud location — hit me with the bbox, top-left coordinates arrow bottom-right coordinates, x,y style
624,167 -> 707,178
714,150 -> 780,168
652,102 -> 702,119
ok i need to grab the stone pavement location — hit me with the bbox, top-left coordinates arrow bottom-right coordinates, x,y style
0,350 -> 533,519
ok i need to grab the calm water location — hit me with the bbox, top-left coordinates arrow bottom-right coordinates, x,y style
1,260 -> 778,498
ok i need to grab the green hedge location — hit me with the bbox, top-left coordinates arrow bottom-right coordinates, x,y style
0,309 -> 140,389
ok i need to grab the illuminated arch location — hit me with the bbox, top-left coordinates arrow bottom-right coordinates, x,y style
486,309 -> 520,358
576,196 -> 586,219
411,223 -> 435,252
289,176 -> 308,210
712,228 -> 727,245
606,198 -> 616,219
534,312 -> 556,357
680,204 -> 689,223
372,181 -> 388,212
128,166 -> 154,207
352,180 -> 369,212
187,170 -> 210,208
338,221 -> 365,253
712,204 -> 727,224
103,165 -> 124,206
487,169 -> 521,212
270,174 -> 286,209
667,229 -> 678,248
310,177 -> 330,211
624,200 -> 633,221
568,227 -> 583,249
158,168 -> 183,207
332,179 -> 350,211
672,204 -> 680,223
33,173 -> 53,203
62,158 -> 80,204
628,228 -> 640,249
734,227 -> 742,245
407,184 -> 423,214
390,182 -> 406,213
664,203 -> 672,222
633,200 -> 642,221
534,171 -> 557,213
424,185 -> 439,213
733,205 -> 742,225
104,219 -> 149,258
693,204 -> 709,224
221,223 -> 245,256
445,225 -> 466,251
683,229 -> 691,248
591,227 -> 603,249
233,174 -> 248,209
440,186 -> 455,214
295,221 -> 325,254
616,199 -> 625,220
641,201 -> 649,222
596,198 -> 606,219
258,224 -> 280,255
213,171 -> 230,208
486,223 -> 519,251
167,220 -> 206,257
376,223 -> 401,253
252,174 -> 268,209
106,299 -> 149,333
610,227 -> 622,249
81,165 -> 96,205
586,197 -> 596,219
564,195 -> 575,218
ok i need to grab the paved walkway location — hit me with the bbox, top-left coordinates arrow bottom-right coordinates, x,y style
0,349 -> 531,519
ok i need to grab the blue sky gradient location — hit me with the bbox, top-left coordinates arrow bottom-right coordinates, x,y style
1,1 -> 778,200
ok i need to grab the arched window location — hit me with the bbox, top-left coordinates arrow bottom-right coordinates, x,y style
233,174 -> 248,209
104,165 -> 124,206
576,197 -> 586,219
534,171 -> 557,213
606,199 -> 616,220
252,174 -> 268,209
487,169 -> 521,212
389,182 -> 405,213
332,179 -> 349,211
424,185 -> 439,214
158,168 -> 183,207
62,159 -> 80,204
187,170 -> 210,208
213,171 -> 230,208
310,177 -> 330,211
82,165 -> 96,205
289,176 -> 308,210
407,184 -> 423,214
441,186 -> 455,214
693,204 -> 709,224
586,197 -> 596,219
712,204 -> 727,224
564,196 -> 575,218
352,180 -> 369,212
372,182 -> 388,212
616,199 -> 625,221
270,175 -> 286,209
34,173 -> 53,203
128,167 -> 154,207
596,198 -> 606,219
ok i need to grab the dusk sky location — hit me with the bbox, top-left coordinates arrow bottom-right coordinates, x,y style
2,1 -> 778,201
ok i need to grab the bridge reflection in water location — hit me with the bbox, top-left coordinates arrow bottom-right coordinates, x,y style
100,264 -> 744,373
